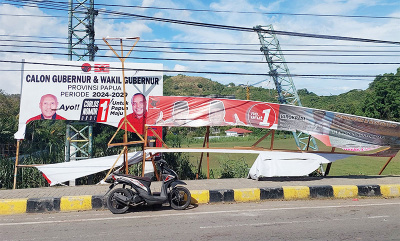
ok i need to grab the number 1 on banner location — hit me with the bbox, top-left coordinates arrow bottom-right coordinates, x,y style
97,99 -> 110,122
259,109 -> 270,126
100,101 -> 108,121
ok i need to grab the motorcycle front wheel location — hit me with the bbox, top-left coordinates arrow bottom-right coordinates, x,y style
170,186 -> 191,210
107,188 -> 131,214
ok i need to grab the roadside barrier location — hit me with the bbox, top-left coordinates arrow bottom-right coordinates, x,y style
1,184 -> 399,215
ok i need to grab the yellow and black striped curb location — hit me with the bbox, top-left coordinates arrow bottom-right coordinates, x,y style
1,184 -> 399,215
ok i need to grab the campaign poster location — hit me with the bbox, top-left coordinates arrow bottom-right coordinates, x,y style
277,105 -> 335,146
278,105 -> 334,134
328,112 -> 400,150
147,96 -> 280,129
14,59 -> 163,140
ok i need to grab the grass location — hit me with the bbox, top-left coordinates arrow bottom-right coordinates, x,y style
180,134 -> 400,177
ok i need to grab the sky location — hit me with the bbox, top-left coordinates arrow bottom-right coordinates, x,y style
0,0 -> 399,96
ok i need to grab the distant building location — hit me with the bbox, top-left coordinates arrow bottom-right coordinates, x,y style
225,128 -> 252,137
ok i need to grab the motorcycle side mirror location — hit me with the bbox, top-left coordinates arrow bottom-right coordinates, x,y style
157,159 -> 167,168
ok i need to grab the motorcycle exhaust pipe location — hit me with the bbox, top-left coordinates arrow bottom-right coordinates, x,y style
114,193 -> 131,205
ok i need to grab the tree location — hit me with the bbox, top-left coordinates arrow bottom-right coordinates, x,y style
0,90 -> 20,149
362,67 -> 400,121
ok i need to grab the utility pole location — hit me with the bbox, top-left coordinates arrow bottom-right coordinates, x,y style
254,25 -> 318,151
66,0 -> 98,185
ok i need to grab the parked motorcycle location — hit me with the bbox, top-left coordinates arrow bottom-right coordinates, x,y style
105,159 -> 191,214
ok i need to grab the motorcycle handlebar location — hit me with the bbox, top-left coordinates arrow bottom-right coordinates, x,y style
155,159 -> 178,177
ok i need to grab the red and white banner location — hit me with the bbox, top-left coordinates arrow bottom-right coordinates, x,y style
14,59 -> 163,139
147,96 -> 400,155
146,96 -> 279,129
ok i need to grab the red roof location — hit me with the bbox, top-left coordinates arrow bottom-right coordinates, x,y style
225,128 -> 252,134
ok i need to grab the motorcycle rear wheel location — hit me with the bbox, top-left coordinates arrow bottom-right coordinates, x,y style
170,186 -> 191,210
107,188 -> 131,214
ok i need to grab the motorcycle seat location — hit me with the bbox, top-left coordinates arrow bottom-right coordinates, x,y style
116,173 -> 152,186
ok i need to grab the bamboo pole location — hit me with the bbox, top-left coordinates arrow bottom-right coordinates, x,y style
206,126 -> 210,179
324,147 -> 335,176
13,140 -> 21,189
142,125 -> 149,177
102,37 -> 144,177
196,127 -> 209,179
252,130 -> 273,148
151,155 -> 160,181
270,130 -> 275,150
306,135 -> 311,151
379,156 -> 394,175
147,126 -> 168,148
102,148 -> 126,182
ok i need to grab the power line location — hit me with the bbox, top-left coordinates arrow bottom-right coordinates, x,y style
2,43 -> 398,58
1,49 -> 399,65
2,34 -> 400,48
99,9 -> 400,45
2,59 -> 397,79
4,0 -> 400,45
5,0 -> 400,20
1,38 -> 399,54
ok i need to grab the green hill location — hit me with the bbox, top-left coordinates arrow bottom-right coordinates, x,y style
164,75 -> 368,116
164,66 -> 400,121
164,74 -> 277,103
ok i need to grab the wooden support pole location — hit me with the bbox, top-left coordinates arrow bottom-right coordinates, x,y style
379,156 -> 394,175
123,130 -> 128,174
102,148 -> 126,182
196,127 -> 209,179
151,155 -> 160,181
103,37 -> 144,177
206,126 -> 210,179
148,126 -> 168,148
124,146 -> 129,174
270,130 -> 275,150
108,117 -> 145,148
252,130 -> 273,148
324,147 -> 335,176
142,125 -> 149,177
13,140 -> 21,189
306,135 -> 311,151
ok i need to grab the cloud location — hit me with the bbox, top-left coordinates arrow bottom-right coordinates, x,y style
0,4 -> 66,94
172,64 -> 188,72
306,0 -> 379,15
0,4 -> 65,36
95,17 -> 152,40
0,0 -> 398,97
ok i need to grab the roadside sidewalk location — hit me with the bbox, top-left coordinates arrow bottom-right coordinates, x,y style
1,176 -> 400,215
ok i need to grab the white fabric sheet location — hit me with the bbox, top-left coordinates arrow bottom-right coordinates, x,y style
248,152 -> 351,179
145,148 -> 264,154
36,151 -> 143,186
35,148 -> 352,185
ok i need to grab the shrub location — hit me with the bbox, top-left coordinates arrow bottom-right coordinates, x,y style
219,157 -> 249,178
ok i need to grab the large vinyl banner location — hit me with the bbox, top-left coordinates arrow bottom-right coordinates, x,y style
147,96 -> 400,153
14,60 -> 163,139
146,96 -> 279,129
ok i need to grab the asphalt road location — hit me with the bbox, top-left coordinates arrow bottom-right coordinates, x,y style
1,198 -> 399,241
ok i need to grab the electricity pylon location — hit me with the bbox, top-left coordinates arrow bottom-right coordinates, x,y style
65,0 -> 98,173
253,25 -> 318,151
68,0 -> 98,61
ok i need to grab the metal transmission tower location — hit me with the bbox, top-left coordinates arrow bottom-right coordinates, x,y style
68,0 -> 98,61
66,0 -> 98,181
253,25 -> 318,151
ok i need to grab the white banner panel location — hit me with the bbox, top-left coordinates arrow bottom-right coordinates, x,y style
14,59 -> 163,139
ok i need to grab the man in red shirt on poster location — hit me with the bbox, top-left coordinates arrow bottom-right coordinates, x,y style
118,93 -> 162,147
26,94 -> 66,123
118,93 -> 147,134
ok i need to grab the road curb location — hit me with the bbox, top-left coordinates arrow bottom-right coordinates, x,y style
1,184 -> 400,215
